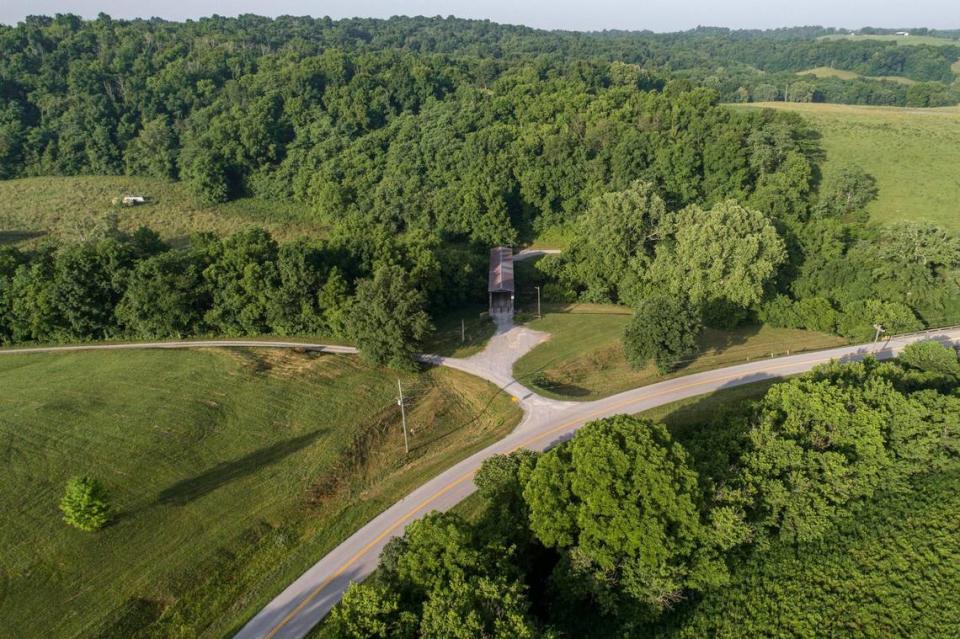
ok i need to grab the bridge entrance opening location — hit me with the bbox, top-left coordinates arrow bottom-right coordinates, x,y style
488,246 -> 514,320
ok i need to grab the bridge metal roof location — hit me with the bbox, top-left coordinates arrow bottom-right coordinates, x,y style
488,246 -> 514,293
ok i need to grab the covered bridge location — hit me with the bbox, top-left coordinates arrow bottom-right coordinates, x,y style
488,246 -> 514,318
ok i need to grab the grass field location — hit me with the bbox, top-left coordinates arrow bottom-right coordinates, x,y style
421,305 -> 496,358
0,176 -> 328,247
512,304 -> 846,400
818,33 -> 960,47
736,102 -> 960,231
0,348 -> 520,638
795,66 -> 916,85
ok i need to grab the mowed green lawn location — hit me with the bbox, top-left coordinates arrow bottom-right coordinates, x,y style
736,102 -> 960,231
512,305 -> 847,400
0,176 -> 328,247
0,348 -> 520,638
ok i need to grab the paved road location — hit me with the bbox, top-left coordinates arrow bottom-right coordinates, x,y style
4,327 -> 959,638
0,339 -> 359,356
513,248 -> 562,262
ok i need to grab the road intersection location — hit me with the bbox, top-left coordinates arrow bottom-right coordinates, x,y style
4,323 -> 958,638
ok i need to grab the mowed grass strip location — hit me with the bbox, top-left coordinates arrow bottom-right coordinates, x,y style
0,348 -> 520,638
0,175 -> 329,246
795,66 -> 916,85
512,305 -> 846,401
733,102 -> 960,231
817,33 -> 960,47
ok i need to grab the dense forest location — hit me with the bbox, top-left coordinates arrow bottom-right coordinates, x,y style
2,14 -> 959,364
1,14 -> 959,186
327,341 -> 960,637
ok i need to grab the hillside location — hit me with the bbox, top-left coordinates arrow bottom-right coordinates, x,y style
736,102 -> 960,231
511,305 -> 845,400
819,33 -> 960,47
0,348 -> 520,638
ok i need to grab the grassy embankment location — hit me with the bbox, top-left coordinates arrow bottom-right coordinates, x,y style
737,102 -> 960,232
0,348 -> 520,638
512,304 -> 846,401
0,175 -> 329,247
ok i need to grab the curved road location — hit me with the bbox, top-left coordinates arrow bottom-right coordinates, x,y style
4,327 -> 959,638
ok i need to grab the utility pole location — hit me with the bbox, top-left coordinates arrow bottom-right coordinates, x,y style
397,379 -> 409,454
461,318 -> 465,343
873,323 -> 885,343
535,285 -> 542,319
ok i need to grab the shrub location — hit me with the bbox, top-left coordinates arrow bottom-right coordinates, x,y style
899,340 -> 960,378
761,295 -> 839,334
60,476 -> 112,532
542,282 -> 577,304
792,297 -> 840,333
838,299 -> 922,341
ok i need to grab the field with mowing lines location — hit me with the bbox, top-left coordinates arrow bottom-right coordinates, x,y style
0,348 -> 520,638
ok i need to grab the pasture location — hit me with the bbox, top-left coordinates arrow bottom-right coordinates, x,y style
0,348 -> 520,638
737,102 -> 960,231
795,66 -> 916,85
0,176 -> 328,247
818,33 -> 960,47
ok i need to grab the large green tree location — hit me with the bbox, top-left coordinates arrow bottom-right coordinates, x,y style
522,416 -> 727,617
347,264 -> 432,370
815,164 -> 878,218
202,228 -> 280,335
623,294 -> 702,373
331,512 -> 539,638
549,180 -> 666,303
115,250 -> 207,338
647,200 -> 787,320
732,363 -> 898,543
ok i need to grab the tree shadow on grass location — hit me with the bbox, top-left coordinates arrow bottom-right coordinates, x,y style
156,430 -> 324,506
0,230 -> 45,245
696,324 -> 763,358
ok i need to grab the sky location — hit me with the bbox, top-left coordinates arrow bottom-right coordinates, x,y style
1,0 -> 957,31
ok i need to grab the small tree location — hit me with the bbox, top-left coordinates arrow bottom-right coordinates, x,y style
815,165 -> 878,218
60,476 -> 112,532
624,294 -> 702,373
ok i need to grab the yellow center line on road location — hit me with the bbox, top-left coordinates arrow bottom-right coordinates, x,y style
262,352 -> 838,638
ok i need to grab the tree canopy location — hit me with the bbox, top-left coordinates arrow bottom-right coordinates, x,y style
523,416 -> 727,616
623,294 -> 702,373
